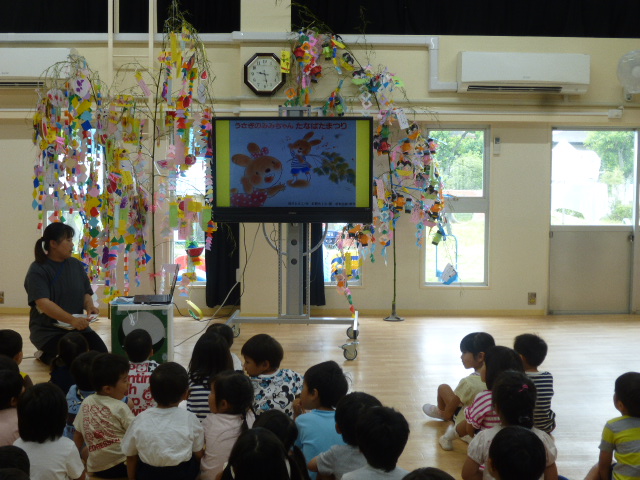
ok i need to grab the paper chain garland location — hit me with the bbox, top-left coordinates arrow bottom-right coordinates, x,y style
32,25 -> 214,303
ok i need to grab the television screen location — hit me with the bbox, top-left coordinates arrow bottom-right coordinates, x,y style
211,116 -> 373,223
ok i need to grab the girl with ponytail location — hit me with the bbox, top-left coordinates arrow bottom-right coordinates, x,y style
461,370 -> 559,480
24,222 -> 107,365
200,371 -> 255,480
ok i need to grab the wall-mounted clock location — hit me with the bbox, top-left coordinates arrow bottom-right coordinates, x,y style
243,53 -> 286,96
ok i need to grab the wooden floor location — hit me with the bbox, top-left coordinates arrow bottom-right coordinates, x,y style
3,312 -> 637,480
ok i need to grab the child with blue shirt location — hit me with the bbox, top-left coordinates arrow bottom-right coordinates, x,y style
294,360 -> 348,480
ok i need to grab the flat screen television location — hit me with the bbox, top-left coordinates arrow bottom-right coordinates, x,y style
211,116 -> 373,223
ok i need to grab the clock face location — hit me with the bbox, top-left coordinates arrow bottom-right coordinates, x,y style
244,53 -> 285,96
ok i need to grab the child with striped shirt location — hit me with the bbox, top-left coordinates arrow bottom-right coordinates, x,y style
514,333 -> 556,433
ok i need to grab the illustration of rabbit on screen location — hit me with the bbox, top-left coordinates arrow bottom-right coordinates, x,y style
287,131 -> 322,188
230,143 -> 286,207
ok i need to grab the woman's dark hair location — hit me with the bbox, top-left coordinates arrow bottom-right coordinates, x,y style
304,360 -> 348,409
188,333 -> 233,387
403,467 -> 456,480
150,362 -> 189,406
220,427 -> 304,480
123,329 -> 153,363
489,426 -> 546,480
492,371 -> 537,428
35,223 -> 74,263
211,372 -> 254,432
484,346 -> 524,390
459,332 -> 495,357
253,410 -> 310,480
70,350 -> 100,391
51,332 -> 89,371
17,383 -> 67,443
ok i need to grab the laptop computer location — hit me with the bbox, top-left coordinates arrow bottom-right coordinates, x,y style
133,264 -> 180,304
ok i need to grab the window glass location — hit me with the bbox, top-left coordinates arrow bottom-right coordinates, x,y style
551,130 -> 637,225
425,129 -> 488,285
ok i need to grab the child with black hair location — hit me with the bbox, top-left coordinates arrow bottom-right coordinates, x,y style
585,371 -> 640,480
200,371 -> 256,479
0,330 -> 33,389
342,406 -> 410,480
0,445 -> 30,477
122,362 -> 204,480
440,346 -> 524,451
73,353 -> 134,478
220,427 -> 306,480
14,383 -> 85,480
513,333 -> 556,433
294,360 -> 349,480
309,391 -> 382,480
423,332 -> 495,423
0,467 -> 30,480
187,332 -> 234,420
403,467 -> 456,480
64,350 -> 99,440
241,333 -> 303,418
253,409 -> 311,480
205,322 -> 243,370
461,371 -> 558,480
0,370 -> 23,446
486,426 -> 547,480
50,332 -> 89,395
124,329 -> 159,416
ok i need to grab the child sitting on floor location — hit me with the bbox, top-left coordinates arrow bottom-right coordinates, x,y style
64,350 -> 99,440
241,333 -> 303,418
294,360 -> 349,480
342,406 -> 410,480
514,333 -> 556,433
461,370 -> 558,480
403,468 -> 456,480
585,371 -> 640,480
200,371 -> 255,480
49,332 -> 88,395
308,391 -> 382,480
423,332 -> 495,423
187,333 -> 234,420
0,370 -> 23,446
0,330 -> 33,389
440,345 -> 524,451
487,426 -> 547,480
14,383 -> 85,480
122,362 -> 204,480
73,353 -> 134,479
205,323 -> 243,371
124,329 -> 158,416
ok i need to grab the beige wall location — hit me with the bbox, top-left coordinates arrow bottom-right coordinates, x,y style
2,0 -> 640,315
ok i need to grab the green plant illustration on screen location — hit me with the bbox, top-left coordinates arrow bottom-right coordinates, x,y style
313,152 -> 356,185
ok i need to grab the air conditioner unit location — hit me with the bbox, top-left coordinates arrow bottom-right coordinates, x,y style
0,48 -> 74,88
457,52 -> 590,94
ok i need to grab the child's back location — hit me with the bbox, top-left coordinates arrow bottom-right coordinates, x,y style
50,332 -> 88,395
0,370 -> 23,446
64,351 -> 99,440
124,328 -> 159,416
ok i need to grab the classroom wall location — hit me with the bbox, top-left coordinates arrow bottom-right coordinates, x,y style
2,0 -> 640,316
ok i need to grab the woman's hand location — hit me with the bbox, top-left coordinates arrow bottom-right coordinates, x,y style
69,315 -> 90,331
84,294 -> 99,317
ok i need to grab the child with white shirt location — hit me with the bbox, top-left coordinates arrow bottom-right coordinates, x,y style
200,371 -> 255,480
122,362 -> 204,480
14,383 -> 85,480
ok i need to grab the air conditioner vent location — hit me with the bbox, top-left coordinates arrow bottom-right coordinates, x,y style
0,80 -> 44,88
466,85 -> 564,93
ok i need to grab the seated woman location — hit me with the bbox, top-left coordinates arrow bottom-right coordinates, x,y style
24,222 -> 107,365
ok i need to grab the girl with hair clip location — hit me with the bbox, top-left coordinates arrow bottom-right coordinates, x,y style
219,427 -> 305,480
186,333 -> 234,420
461,371 -> 559,480
200,372 -> 256,480
254,410 -> 311,480
24,222 -> 107,365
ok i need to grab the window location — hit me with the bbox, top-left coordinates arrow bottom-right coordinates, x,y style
424,129 -> 489,285
551,129 -> 637,225
322,223 -> 362,286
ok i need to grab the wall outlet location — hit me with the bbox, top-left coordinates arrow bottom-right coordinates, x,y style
0,291 -> 4,304
527,292 -> 536,305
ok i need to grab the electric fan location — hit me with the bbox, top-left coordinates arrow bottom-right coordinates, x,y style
617,50 -> 640,100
